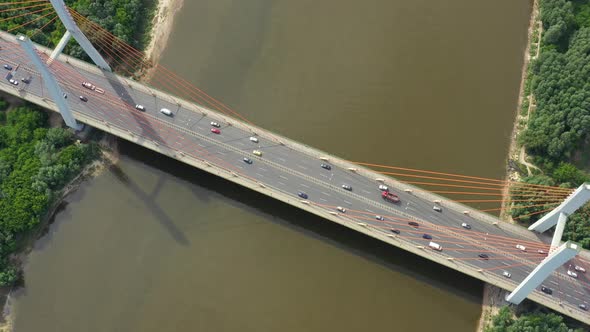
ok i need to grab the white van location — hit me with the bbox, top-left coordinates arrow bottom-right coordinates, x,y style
429,242 -> 442,251
160,108 -> 172,116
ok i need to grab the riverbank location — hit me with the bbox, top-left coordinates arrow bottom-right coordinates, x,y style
143,0 -> 184,78
476,1 -> 541,331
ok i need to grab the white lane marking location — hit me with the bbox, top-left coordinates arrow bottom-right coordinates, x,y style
278,182 -> 286,186
198,143 -> 205,147
566,293 -> 572,298
217,151 -> 225,156
575,290 -> 584,295
256,173 -> 264,178
322,192 -> 331,196
365,209 -> 374,213
236,165 -> 244,169
297,165 -> 308,170
343,200 -> 352,205
362,190 -> 371,194
279,175 -> 288,180
300,183 -> 310,188
502,262 -> 511,266
320,174 -> 328,178
237,142 -> 245,146
278,157 -> 286,162
550,280 -> 558,285
320,198 -> 327,202
259,167 -> 268,172
455,244 -> 464,248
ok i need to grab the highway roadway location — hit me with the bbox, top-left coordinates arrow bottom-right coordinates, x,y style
0,33 -> 588,320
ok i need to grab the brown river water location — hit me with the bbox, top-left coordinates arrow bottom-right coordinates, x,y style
12,1 -> 531,331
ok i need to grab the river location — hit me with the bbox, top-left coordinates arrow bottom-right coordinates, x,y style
12,1 -> 532,331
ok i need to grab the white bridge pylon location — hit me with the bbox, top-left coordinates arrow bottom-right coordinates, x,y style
506,183 -> 590,305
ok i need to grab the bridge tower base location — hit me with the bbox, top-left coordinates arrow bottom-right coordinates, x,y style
505,241 -> 580,304
47,0 -> 111,71
17,35 -> 83,130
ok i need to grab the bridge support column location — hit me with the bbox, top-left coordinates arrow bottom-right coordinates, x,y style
529,183 -> 590,234
550,212 -> 568,250
48,0 -> 111,72
16,35 -> 83,130
505,241 -> 580,304
48,30 -> 71,63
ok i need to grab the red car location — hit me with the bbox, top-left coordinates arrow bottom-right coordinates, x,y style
211,128 -> 221,134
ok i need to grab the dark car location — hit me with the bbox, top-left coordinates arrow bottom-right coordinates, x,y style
422,234 -> 432,240
541,286 -> 553,295
580,304 -> 588,311
408,221 -> 419,227
243,157 -> 253,164
21,77 -> 30,84
79,95 -> 88,102
298,192 -> 308,199
390,229 -> 401,235
478,253 -> 489,260
320,163 -> 331,170
3,64 -> 12,70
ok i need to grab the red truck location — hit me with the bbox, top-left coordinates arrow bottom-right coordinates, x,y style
381,191 -> 400,203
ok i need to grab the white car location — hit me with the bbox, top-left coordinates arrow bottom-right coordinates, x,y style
567,270 -> 578,278
378,184 -> 389,191
502,271 -> 511,278
575,265 -> 586,273
135,104 -> 145,111
433,205 -> 442,212
337,206 -> 346,213
249,136 -> 259,143
210,121 -> 221,128
375,215 -> 384,221
160,108 -> 172,116
253,150 -> 262,156
8,78 -> 18,85
516,244 -> 526,252
461,222 -> 471,229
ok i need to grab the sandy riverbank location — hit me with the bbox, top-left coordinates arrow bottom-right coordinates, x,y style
475,1 -> 541,331
143,0 -> 185,78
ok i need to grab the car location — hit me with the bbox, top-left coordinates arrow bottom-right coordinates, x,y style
3,64 -> 12,70
375,215 -> 384,221
249,136 -> 259,143
63,93 -> 68,99
575,265 -> 586,273
8,78 -> 17,85
135,104 -> 145,111
211,128 -> 221,134
433,205 -> 442,212
567,270 -> 578,278
429,242 -> 443,251
297,192 -> 308,199
253,150 -> 262,156
408,221 -> 419,227
537,249 -> 546,255
81,81 -> 95,89
541,286 -> 553,295
390,229 -> 400,235
579,304 -> 588,311
516,244 -> 526,252
210,121 -> 221,128
160,108 -> 173,116
378,184 -> 389,191
502,271 -> 512,278
422,234 -> 432,240
478,253 -> 489,260
336,206 -> 346,213
21,77 -> 30,84
461,222 -> 471,229
320,163 -> 331,170
79,95 -> 88,102
341,184 -> 352,191
243,157 -> 253,164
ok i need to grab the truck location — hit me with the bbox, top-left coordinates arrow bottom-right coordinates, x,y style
82,81 -> 105,94
429,242 -> 442,251
381,191 -> 400,203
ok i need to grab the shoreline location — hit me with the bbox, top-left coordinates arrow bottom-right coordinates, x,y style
476,0 -> 541,331
143,0 -> 185,79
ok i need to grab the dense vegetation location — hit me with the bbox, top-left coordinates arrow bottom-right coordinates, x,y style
511,0 -> 590,246
0,105 -> 98,286
0,0 -> 157,60
485,306 -> 583,332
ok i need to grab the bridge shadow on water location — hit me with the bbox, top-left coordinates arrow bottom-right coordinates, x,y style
117,139 -> 483,304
